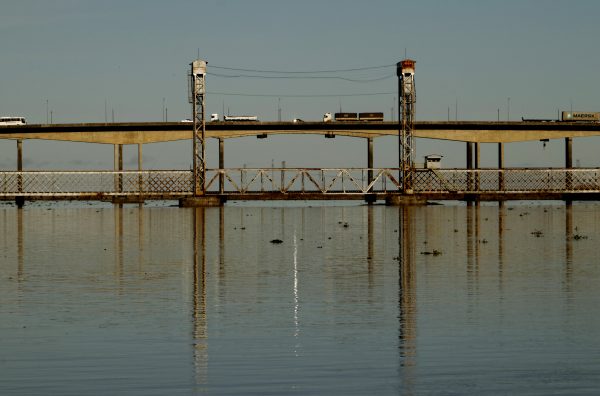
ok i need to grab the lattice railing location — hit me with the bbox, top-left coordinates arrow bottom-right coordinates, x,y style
0,171 -> 193,196
1,168 -> 599,197
413,168 -> 600,193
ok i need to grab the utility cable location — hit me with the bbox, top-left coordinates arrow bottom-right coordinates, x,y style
207,91 -> 394,97
210,64 -> 395,74
207,72 -> 393,82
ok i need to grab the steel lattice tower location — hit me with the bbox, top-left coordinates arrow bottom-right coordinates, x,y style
397,59 -> 416,193
189,59 -> 207,196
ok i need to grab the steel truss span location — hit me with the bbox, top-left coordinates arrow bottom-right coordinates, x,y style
1,168 -> 600,200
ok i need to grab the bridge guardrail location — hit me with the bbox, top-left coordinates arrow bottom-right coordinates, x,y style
1,168 -> 600,197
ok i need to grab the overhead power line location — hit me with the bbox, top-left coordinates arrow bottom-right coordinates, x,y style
210,64 -> 395,74
207,72 -> 393,82
207,91 -> 395,98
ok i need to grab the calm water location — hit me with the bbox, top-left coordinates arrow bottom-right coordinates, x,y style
1,201 -> 600,395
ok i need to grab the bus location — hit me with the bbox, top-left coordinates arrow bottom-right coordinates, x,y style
0,117 -> 27,125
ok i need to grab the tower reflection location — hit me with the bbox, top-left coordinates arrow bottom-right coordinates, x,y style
17,208 -> 24,282
398,206 -> 417,378
565,202 -> 573,293
192,207 -> 208,385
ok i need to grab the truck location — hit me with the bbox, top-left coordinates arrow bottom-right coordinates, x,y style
561,111 -> 600,122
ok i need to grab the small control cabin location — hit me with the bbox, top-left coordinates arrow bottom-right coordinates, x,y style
424,154 -> 443,169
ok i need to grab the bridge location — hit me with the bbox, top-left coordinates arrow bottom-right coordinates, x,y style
2,120 -> 600,206
2,57 -> 600,206
2,120 -> 600,143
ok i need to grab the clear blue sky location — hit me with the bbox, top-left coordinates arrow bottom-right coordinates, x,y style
2,0 -> 600,169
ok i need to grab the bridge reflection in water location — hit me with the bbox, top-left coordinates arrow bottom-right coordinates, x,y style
6,202 -> 582,391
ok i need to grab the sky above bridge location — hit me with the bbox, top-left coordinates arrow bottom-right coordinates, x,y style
2,0 -> 600,170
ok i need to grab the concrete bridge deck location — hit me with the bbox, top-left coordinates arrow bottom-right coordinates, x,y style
2,121 -> 600,144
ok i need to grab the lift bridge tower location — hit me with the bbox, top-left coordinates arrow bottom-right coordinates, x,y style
189,59 -> 207,195
397,59 -> 416,193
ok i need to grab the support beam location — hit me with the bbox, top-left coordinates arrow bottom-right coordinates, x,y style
466,142 -> 473,169
565,137 -> 573,168
466,142 -> 474,195
113,144 -> 123,196
16,140 -> 24,208
367,137 -> 373,189
219,138 -> 224,194
474,142 -> 480,192
498,142 -> 504,191
190,59 -> 207,196
118,144 -> 123,172
138,143 -> 143,200
565,137 -> 573,193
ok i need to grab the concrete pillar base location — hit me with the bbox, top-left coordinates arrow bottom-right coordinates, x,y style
179,196 -> 224,207
364,194 -> 377,204
111,196 -> 145,204
385,194 -> 427,206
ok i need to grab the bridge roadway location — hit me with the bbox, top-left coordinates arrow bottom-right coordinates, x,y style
2,120 -> 600,144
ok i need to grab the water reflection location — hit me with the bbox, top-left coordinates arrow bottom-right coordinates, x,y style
17,208 -> 24,282
193,207 -> 208,385
3,202 -> 599,394
565,202 -> 573,292
398,206 -> 417,370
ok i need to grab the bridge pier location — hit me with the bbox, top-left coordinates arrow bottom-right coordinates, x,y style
179,196 -> 224,207
498,142 -> 504,190
219,138 -> 224,193
565,137 -> 573,168
385,194 -> 427,206
466,142 -> 473,194
366,137 -> 374,203
565,137 -> 573,199
16,139 -> 24,208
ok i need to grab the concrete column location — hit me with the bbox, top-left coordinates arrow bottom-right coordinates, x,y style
365,137 -> 376,203
113,144 -> 119,171
466,142 -> 473,192
565,137 -> 573,168
367,137 -> 374,190
474,142 -> 480,191
138,143 -> 143,198
497,143 -> 504,169
498,143 -> 504,192
16,140 -> 24,208
113,144 -> 123,194
219,138 -> 224,194
118,144 -> 123,171
565,137 -> 573,192
118,144 -> 123,194
466,142 -> 473,169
